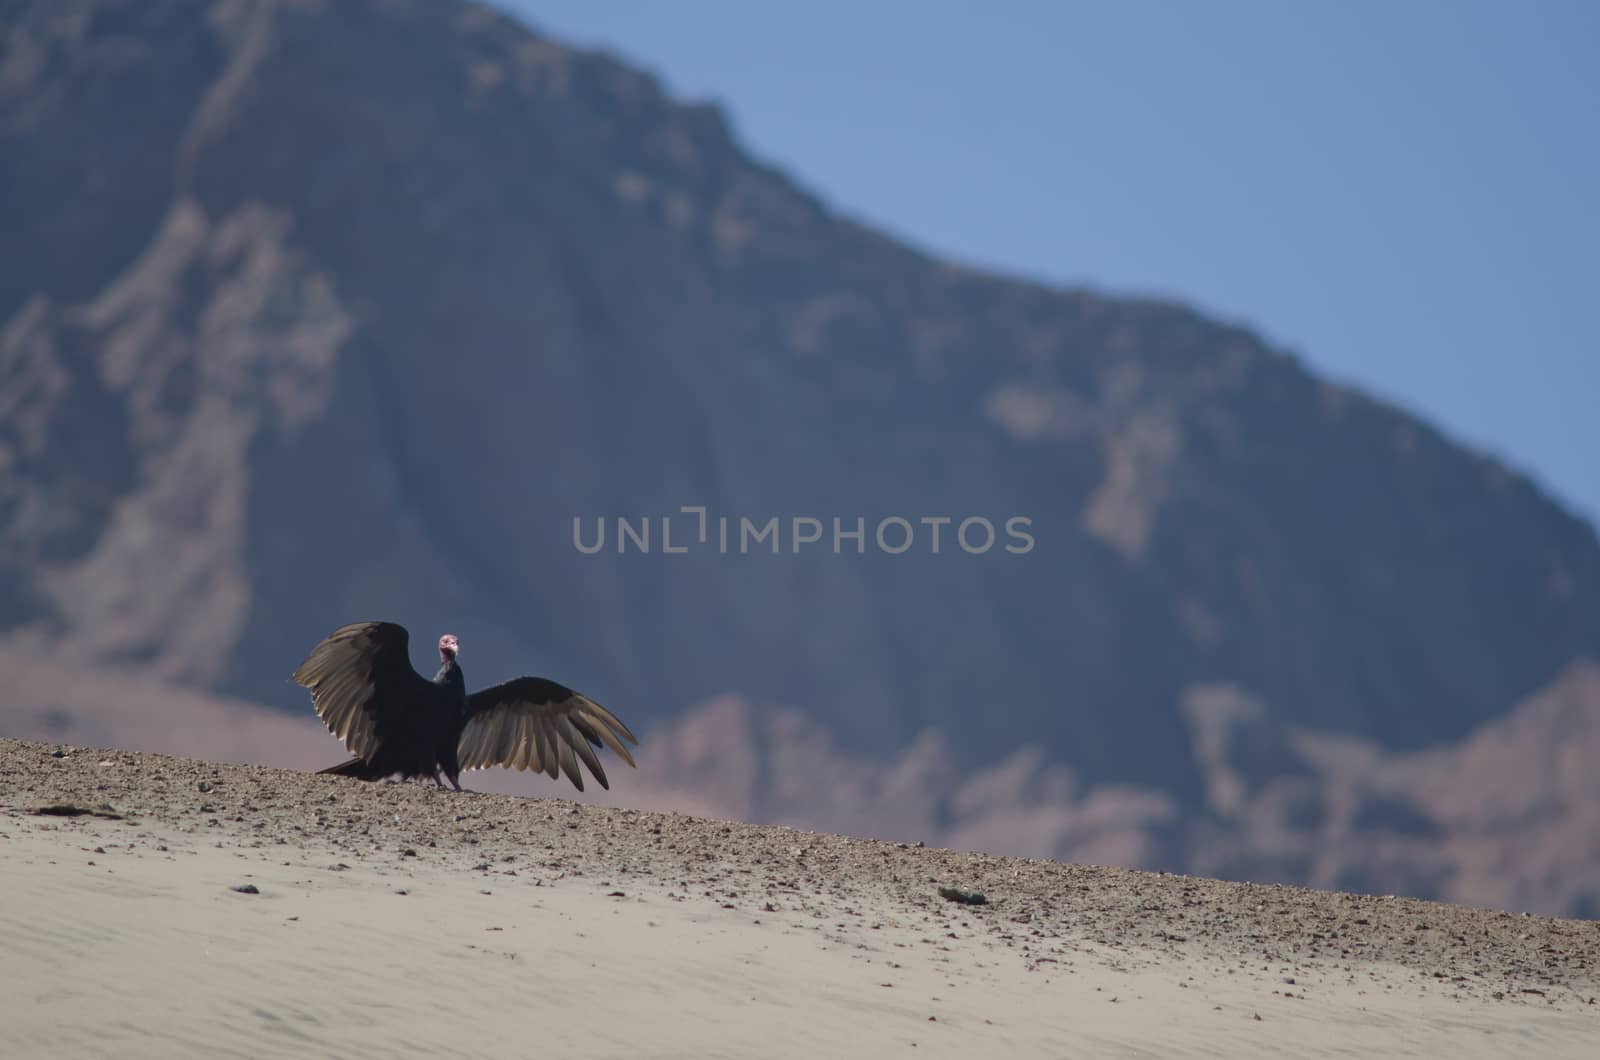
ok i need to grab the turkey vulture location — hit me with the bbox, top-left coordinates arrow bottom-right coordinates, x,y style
293,621 -> 638,793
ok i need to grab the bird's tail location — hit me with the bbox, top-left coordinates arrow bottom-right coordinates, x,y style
318,756 -> 383,779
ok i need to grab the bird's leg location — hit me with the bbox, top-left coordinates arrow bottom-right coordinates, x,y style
447,773 -> 463,792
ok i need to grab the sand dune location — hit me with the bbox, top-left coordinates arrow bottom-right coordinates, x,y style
2,738 -> 1596,1059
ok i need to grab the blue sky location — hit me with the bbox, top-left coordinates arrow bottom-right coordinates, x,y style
502,0 -> 1597,525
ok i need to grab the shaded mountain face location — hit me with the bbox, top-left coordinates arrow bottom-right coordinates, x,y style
3,0 -> 1600,902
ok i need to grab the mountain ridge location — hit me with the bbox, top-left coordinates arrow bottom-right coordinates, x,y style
2,0 -> 1598,913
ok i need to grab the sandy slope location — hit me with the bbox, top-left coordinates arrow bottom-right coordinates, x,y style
2,739 -> 1596,1059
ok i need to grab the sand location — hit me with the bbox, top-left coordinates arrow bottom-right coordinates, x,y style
2,738 -> 1596,1058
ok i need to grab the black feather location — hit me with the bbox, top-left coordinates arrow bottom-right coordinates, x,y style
294,620 -> 638,792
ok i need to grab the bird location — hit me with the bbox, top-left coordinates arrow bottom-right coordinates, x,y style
293,620 -> 638,793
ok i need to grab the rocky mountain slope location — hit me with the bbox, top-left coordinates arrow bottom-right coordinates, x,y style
3,0 -> 1598,914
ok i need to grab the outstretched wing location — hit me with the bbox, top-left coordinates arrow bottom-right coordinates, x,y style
459,677 -> 638,792
292,621 -> 441,760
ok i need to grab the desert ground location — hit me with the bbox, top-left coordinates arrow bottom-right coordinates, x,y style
2,737 -> 1596,1059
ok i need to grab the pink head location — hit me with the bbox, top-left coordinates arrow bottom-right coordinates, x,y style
438,634 -> 460,662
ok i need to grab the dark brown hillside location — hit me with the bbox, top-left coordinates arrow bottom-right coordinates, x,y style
2,0 -> 1598,911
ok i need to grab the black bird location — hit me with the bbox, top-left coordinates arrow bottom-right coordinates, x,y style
294,620 -> 638,792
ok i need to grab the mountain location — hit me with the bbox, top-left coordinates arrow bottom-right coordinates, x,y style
3,0 -> 1599,914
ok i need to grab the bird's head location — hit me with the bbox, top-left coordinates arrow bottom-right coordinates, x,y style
438,634 -> 460,663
